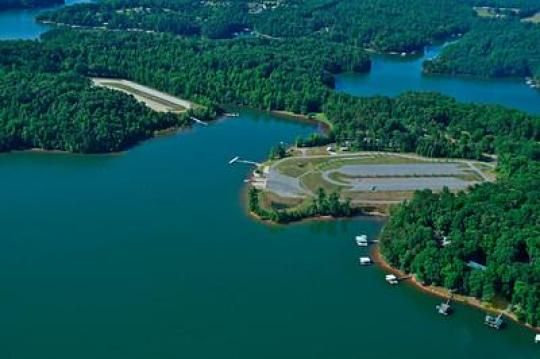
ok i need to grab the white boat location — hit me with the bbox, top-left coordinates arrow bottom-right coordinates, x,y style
385,274 -> 399,285
535,334 -> 540,344
355,235 -> 368,246
359,256 -> 373,266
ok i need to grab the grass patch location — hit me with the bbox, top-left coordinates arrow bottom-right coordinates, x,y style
301,171 -> 346,193
344,190 -> 415,202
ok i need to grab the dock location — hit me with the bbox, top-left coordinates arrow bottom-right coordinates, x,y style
484,313 -> 504,330
535,334 -> 540,344
355,235 -> 368,247
190,116 -> 208,126
359,256 -> 373,266
355,234 -> 379,246
228,156 -> 261,167
436,299 -> 452,316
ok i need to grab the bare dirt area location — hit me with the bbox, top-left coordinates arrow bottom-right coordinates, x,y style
92,78 -> 194,112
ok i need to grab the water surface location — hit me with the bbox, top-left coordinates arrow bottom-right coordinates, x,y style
0,0 -> 90,40
0,7 -> 539,359
0,113 -> 538,359
336,46 -> 540,114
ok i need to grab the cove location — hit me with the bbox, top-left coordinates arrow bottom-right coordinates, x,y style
336,45 -> 540,114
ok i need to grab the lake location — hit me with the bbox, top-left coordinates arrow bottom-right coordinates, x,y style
0,0 -> 90,40
0,113 -> 538,359
0,6 -> 539,359
336,45 -> 540,114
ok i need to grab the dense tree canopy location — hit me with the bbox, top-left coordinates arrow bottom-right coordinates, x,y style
38,0 -> 475,52
424,20 -> 540,80
0,29 -> 369,152
0,70 -> 190,152
324,92 -> 539,159
380,156 -> 540,326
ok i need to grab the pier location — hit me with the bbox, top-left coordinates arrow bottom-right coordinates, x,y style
484,313 -> 504,330
436,299 -> 452,316
228,156 -> 261,167
190,116 -> 208,126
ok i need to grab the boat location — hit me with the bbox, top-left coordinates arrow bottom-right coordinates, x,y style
385,274 -> 399,285
355,234 -> 368,247
359,256 -> 373,266
484,313 -> 504,330
436,299 -> 452,316
535,334 -> 540,344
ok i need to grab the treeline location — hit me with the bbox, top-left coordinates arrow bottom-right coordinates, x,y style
0,0 -> 63,10
0,29 -> 368,152
37,0 -> 475,52
37,29 -> 369,113
0,70 -> 190,152
424,20 -> 540,80
251,0 -> 474,53
322,92 -> 539,160
380,155 -> 540,326
3,29 -> 539,158
249,187 -> 355,224
37,0 -> 248,39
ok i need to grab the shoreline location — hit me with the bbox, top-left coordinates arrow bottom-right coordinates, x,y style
372,244 -> 540,333
2,124 -> 191,156
270,110 -> 333,132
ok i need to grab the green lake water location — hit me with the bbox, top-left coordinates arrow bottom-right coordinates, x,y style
1,7 -> 540,358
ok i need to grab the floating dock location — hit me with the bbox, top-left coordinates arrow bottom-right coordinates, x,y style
190,116 -> 208,126
355,235 -> 368,247
359,256 -> 373,266
436,299 -> 452,316
228,156 -> 261,167
484,313 -> 504,330
385,274 -> 399,285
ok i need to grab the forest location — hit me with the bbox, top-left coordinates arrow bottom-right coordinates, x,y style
0,29 -> 368,152
1,29 -> 539,158
380,155 -> 540,326
322,91 -> 539,159
37,0 -> 474,52
0,0 -> 63,10
249,187 -> 355,223
37,0 -> 540,78
424,20 -> 540,80
0,70 -> 192,152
